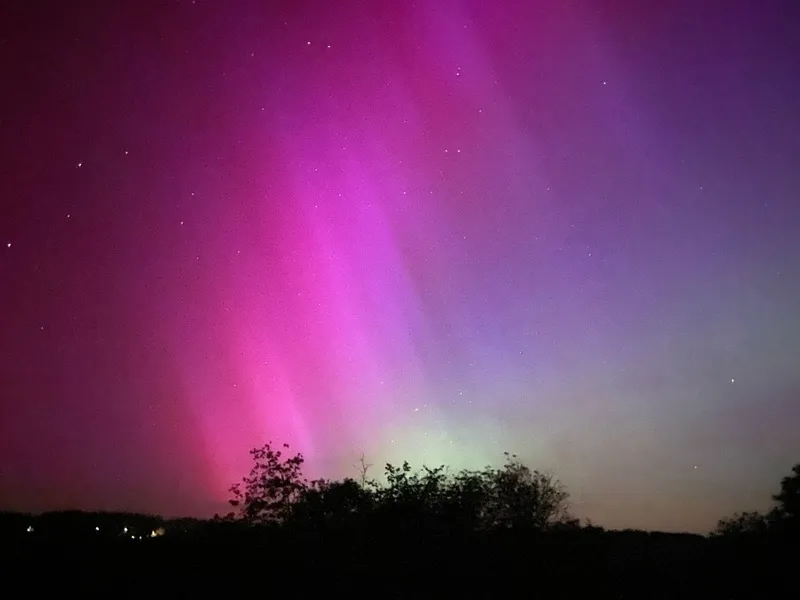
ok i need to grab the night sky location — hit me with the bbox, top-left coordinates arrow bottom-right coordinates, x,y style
2,1 -> 799,533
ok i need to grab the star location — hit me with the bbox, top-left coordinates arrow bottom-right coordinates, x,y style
6,242 -> 10,248
77,162 -> 82,168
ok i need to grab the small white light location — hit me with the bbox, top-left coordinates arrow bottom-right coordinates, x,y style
27,525 -> 34,533
123,527 -> 128,533
95,526 -> 100,531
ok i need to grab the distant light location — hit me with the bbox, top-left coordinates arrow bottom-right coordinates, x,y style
27,525 -> 34,533
95,526 -> 100,531
731,378 -> 735,383
123,527 -> 128,533
131,535 -> 135,539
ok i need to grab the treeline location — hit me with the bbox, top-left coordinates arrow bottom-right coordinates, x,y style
4,444 -> 798,542
0,443 -> 800,541
226,444 -> 575,534
0,509 -> 203,541
1,446 -> 797,598
226,442 -> 800,541
712,463 -> 800,539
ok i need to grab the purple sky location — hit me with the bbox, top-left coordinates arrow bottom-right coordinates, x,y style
2,0 -> 799,533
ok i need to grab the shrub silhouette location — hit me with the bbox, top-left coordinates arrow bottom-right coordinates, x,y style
713,511 -> 770,536
6,454 -> 799,598
713,462 -> 800,537
772,463 -> 800,529
228,443 -> 571,534
291,477 -> 373,528
228,442 -> 307,524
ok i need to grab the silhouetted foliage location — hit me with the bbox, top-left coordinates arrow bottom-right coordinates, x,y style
228,443 -> 571,537
713,462 -> 800,538
713,511 -> 769,536
482,452 -> 570,529
371,462 -> 451,531
772,463 -> 800,528
228,442 -> 307,524
291,477 -> 374,528
5,457 -> 800,598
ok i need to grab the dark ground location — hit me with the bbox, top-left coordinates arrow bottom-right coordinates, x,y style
1,517 -> 795,599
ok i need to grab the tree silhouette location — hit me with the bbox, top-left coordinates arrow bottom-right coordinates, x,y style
443,469 -> 490,530
713,511 -> 769,536
713,462 -> 800,537
772,463 -> 800,525
292,477 -> 374,528
371,462 -> 451,532
228,441 -> 572,536
354,453 -> 373,487
369,455 -> 570,532
482,453 -> 570,530
228,442 -> 307,524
